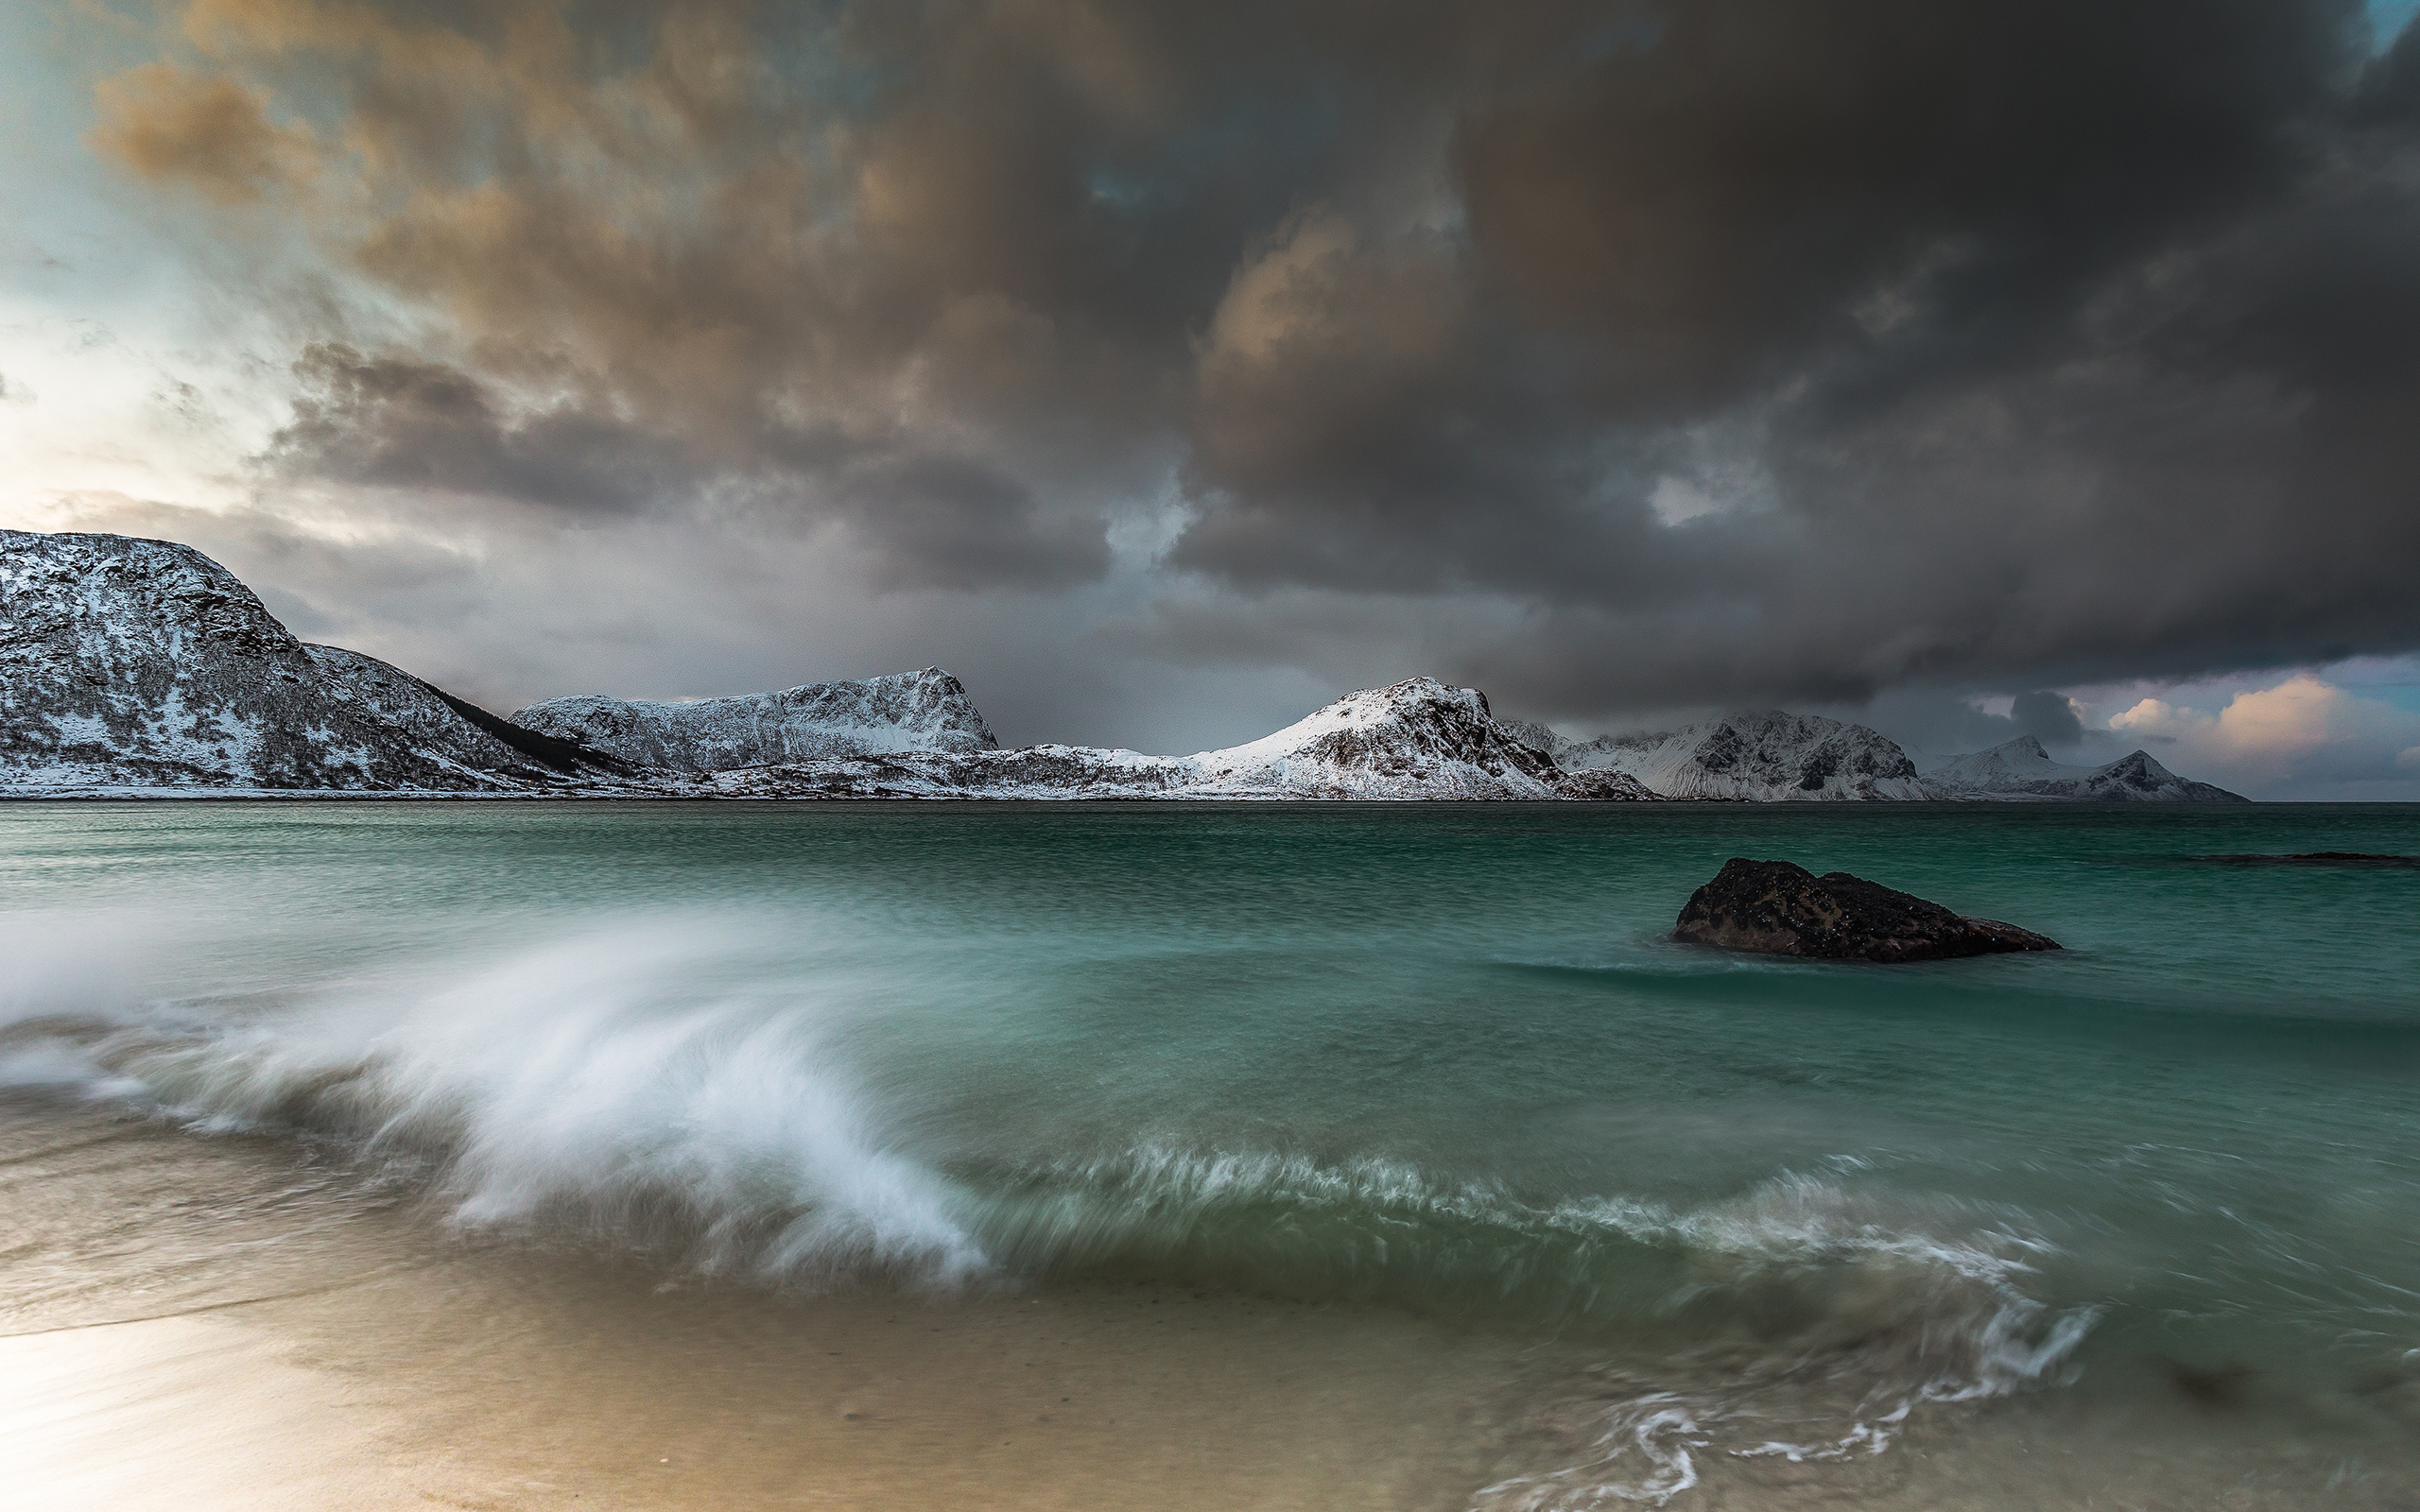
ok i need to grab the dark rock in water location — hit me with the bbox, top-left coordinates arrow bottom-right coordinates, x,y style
2187,852 -> 2419,868
1672,858 -> 2063,963
2166,1358 -> 2254,1407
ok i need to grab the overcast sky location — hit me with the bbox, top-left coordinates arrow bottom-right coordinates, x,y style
5,0 -> 2419,797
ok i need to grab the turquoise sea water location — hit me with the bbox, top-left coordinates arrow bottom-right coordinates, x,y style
4,800 -> 2418,1503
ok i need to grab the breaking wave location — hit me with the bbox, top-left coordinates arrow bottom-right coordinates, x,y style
0,908 -> 988,1285
0,906 -> 2096,1500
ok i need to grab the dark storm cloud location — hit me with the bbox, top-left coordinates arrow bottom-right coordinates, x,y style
94,0 -> 2420,721
1456,0 -> 2343,407
267,345 -> 684,511
1173,0 -> 2420,716
2009,692 -> 2087,750
268,345 -> 1111,586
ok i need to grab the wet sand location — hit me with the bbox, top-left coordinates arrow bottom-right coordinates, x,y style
0,1099 -> 1535,1511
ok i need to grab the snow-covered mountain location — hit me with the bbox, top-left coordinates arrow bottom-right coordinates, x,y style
514,669 -> 1649,799
1549,711 -> 1933,800
1175,678 -> 1641,799
0,531 -> 610,795
0,530 -> 2240,804
514,668 -> 997,770
701,679 -> 1657,800
0,533 -> 1651,801
1927,735 -> 2248,801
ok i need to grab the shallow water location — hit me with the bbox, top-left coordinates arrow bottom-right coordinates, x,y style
4,799 -> 2418,1507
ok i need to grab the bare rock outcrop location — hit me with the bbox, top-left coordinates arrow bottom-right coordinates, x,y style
1672,858 -> 2062,963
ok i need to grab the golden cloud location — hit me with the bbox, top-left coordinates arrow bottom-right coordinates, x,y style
89,62 -> 317,203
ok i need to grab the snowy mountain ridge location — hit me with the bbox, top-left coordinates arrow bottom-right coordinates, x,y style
671,679 -> 1656,800
0,530 -> 2241,801
514,669 -> 998,770
1926,734 -> 2248,802
1547,710 -> 1934,800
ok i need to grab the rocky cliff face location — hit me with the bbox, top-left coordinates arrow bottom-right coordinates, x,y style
1928,736 -> 2248,801
1553,711 -> 1932,800
0,531 -> 583,794
513,669 -> 998,771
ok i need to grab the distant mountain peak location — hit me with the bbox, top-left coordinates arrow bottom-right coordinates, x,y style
1549,708 -> 1928,800
1930,738 -> 2244,802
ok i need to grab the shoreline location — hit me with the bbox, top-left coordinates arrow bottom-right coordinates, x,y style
9,1099 -> 2414,1512
0,1101 -> 1531,1512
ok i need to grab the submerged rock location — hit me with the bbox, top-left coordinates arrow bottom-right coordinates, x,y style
1672,858 -> 2063,963
2187,851 -> 2419,868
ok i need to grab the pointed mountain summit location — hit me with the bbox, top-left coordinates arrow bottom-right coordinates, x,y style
1178,678 -> 1650,799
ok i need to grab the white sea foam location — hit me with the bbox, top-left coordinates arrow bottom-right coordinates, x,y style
1468,1175 -> 2099,1507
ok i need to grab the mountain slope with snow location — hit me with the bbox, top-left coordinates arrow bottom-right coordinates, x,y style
1177,678 -> 1642,799
1552,711 -> 1932,800
1927,736 -> 2248,801
513,669 -> 998,771
0,531 -> 596,794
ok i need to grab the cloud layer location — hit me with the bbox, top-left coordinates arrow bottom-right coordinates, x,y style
28,0 -> 2420,777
